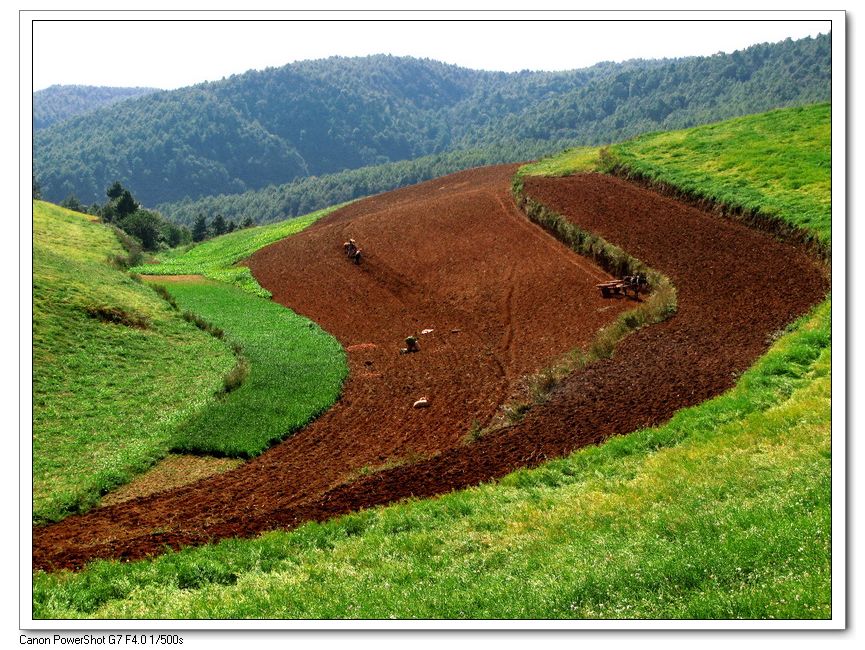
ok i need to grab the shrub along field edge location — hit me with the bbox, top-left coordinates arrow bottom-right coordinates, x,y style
475,175 -> 677,433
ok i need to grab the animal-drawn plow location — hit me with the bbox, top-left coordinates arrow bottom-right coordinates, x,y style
596,274 -> 649,298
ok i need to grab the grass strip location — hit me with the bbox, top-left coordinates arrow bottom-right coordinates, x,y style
148,278 -> 347,457
132,205 -> 345,297
480,153 -> 676,431
32,202 -> 236,523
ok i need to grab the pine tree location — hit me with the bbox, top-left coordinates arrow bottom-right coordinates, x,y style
212,214 -> 227,236
192,214 -> 209,242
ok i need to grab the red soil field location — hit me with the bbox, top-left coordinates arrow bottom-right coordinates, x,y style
35,165 -> 643,570
33,168 -> 829,571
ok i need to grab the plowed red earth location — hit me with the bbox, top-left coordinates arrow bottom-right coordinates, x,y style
33,168 -> 828,572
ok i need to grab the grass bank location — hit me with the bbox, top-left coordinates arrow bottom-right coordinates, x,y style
610,104 -> 828,258
32,202 -> 236,523
489,167 -> 677,428
131,205 -> 344,297
149,278 -> 346,457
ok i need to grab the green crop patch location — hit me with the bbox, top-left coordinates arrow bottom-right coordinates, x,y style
32,201 -> 236,523
133,204 -> 345,297
150,278 -> 347,457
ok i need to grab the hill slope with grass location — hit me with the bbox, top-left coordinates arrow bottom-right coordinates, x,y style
33,202 -> 349,521
33,103 -> 833,619
32,201 -> 236,523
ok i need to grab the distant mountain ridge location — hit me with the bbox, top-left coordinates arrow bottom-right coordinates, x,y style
33,85 -> 159,130
33,33 -> 830,207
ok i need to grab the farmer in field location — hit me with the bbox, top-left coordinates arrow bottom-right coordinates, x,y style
400,335 -> 420,354
343,238 -> 362,264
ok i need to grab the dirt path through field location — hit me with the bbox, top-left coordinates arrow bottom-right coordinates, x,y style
34,166 -> 641,570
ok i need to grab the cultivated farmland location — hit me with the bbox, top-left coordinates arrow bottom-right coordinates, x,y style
32,104 -> 833,620
34,136 -> 827,572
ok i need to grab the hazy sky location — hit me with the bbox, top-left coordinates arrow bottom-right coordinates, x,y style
30,14 -> 830,91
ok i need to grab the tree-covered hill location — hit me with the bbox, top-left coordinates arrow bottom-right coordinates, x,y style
34,33 -> 829,207
33,85 -> 159,130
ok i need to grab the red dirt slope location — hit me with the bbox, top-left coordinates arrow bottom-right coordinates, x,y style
34,165 -> 633,570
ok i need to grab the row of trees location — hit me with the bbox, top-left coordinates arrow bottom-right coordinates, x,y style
46,181 -> 256,252
190,213 -> 255,242
158,138 -> 572,226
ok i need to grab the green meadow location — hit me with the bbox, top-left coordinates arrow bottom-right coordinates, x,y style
132,204 -> 344,297
610,104 -> 831,246
33,201 -> 348,521
150,278 -> 346,457
32,201 -> 236,523
33,104 -> 833,619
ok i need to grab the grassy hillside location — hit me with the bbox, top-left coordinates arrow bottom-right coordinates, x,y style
33,201 -> 349,520
521,103 -> 831,251
32,202 -> 236,523
33,105 -> 832,619
607,103 -> 831,247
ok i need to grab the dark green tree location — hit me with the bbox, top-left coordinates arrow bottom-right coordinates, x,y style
164,223 -> 191,247
241,216 -> 255,229
115,189 -> 138,218
212,214 -> 227,236
118,209 -> 161,251
192,214 -> 209,242
99,202 -> 118,224
106,181 -> 124,200
60,194 -> 85,212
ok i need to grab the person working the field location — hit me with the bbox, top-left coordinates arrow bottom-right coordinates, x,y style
343,238 -> 362,264
400,335 -> 420,354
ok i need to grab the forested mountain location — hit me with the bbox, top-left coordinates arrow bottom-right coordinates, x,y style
34,33 -> 830,208
157,140 -> 569,226
33,85 -> 159,130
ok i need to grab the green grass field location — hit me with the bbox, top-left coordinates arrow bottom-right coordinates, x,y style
132,205 -> 344,297
150,278 -> 346,457
32,202 -> 236,523
522,104 -> 830,249
609,104 -> 831,246
33,103 -> 833,619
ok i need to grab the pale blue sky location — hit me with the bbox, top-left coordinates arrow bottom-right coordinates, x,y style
31,15 -> 830,91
